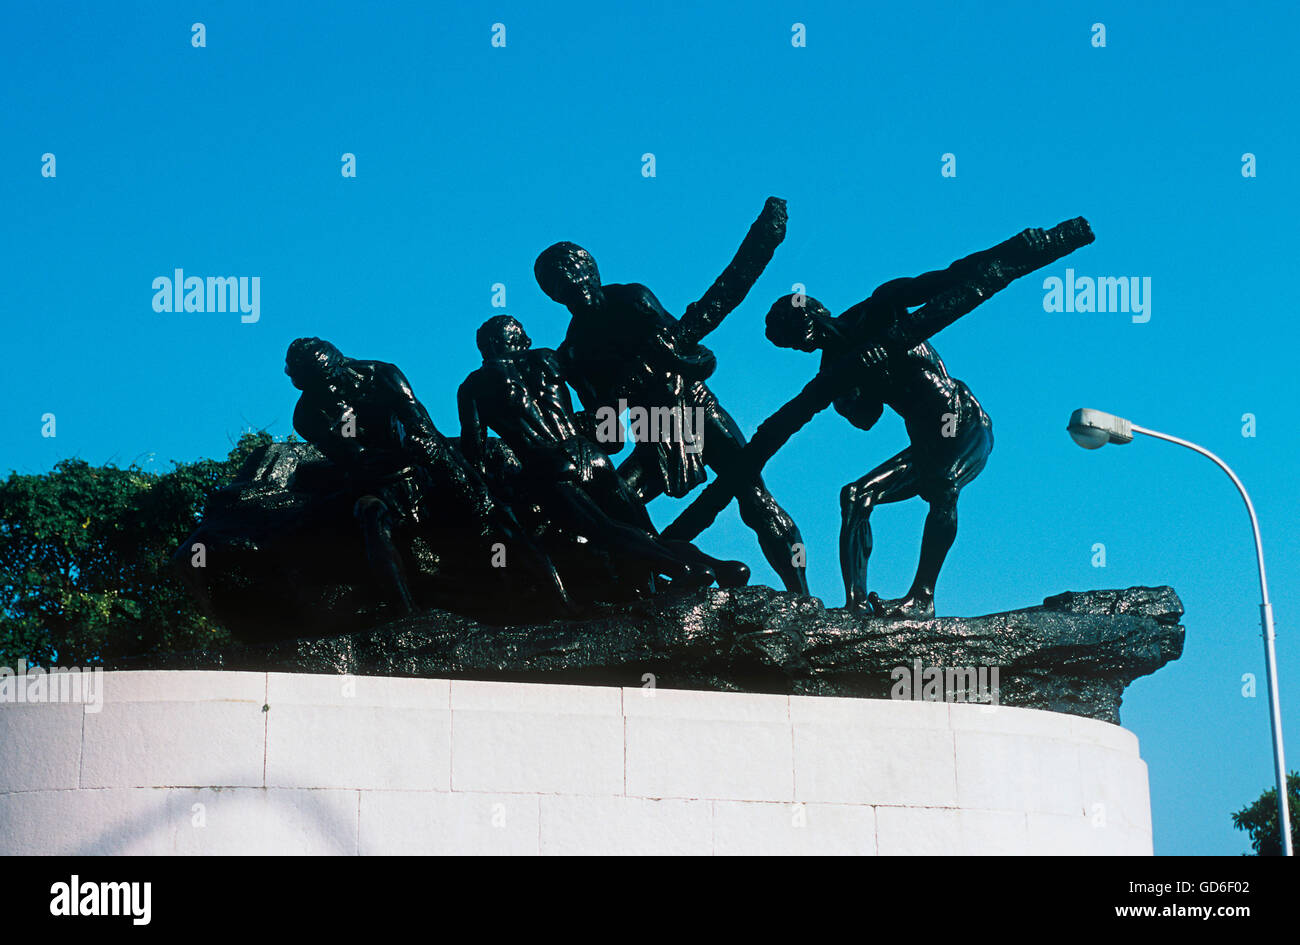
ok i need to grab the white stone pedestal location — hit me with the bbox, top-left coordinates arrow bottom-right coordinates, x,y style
0,671 -> 1152,855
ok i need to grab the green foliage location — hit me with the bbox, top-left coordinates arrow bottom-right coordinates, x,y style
0,433 -> 274,666
1232,770 -> 1300,855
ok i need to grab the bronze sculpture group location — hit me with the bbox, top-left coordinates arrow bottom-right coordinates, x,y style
284,199 -> 1094,619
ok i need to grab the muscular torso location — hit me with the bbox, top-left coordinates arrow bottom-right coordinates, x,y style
293,360 -> 447,472
559,283 -> 714,411
823,334 -> 986,453
462,349 -> 580,460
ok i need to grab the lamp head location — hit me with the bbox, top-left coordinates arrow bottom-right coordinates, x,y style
1067,408 -> 1135,449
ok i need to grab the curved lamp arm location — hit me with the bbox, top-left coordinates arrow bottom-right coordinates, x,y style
1128,423 -> 1291,857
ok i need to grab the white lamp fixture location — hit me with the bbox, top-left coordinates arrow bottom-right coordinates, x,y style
1067,408 -> 1134,449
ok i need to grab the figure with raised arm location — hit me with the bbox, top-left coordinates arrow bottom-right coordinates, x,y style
534,197 -> 810,594
761,224 -> 1092,617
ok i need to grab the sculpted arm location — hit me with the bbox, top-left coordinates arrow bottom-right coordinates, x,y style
456,377 -> 489,477
293,398 -> 362,469
552,346 -> 624,453
555,341 -> 601,410
678,196 -> 788,346
376,363 -> 461,473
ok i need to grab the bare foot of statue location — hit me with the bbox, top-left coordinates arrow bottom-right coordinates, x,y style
669,563 -> 717,593
710,559 -> 751,588
867,591 -> 936,620
755,218 -> 1095,621
844,589 -> 872,611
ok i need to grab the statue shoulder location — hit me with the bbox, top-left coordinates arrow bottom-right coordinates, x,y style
458,364 -> 488,394
530,347 -> 563,371
838,297 -> 891,344
364,360 -> 421,404
292,392 -> 337,443
291,394 -> 317,431
369,359 -> 403,383
608,282 -> 674,322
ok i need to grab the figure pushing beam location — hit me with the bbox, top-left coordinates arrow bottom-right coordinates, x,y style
661,217 -> 1095,617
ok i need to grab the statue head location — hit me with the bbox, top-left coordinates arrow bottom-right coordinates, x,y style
476,315 -> 532,359
765,294 -> 834,352
285,337 -> 345,390
534,241 -> 604,310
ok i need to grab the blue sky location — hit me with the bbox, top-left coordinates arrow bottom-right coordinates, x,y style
3,1 -> 1297,854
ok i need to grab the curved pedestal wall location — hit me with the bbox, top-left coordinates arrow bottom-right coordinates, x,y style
0,671 -> 1152,855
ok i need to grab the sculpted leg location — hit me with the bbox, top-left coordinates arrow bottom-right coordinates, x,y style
488,503 -> 575,614
736,480 -> 809,595
699,407 -> 809,594
872,415 -> 991,618
912,490 -> 959,602
839,449 -> 918,610
592,457 -> 750,588
869,489 -> 957,620
662,538 -> 750,588
839,482 -> 873,608
547,481 -> 715,591
426,456 -> 575,613
592,456 -> 659,534
616,450 -> 663,505
353,495 -> 416,615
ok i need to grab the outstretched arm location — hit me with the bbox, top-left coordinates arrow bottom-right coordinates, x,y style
863,223 -> 1076,308
456,379 -> 489,477
663,217 -> 1095,543
678,196 -> 788,346
375,362 -> 467,479
848,219 -> 1095,347
889,219 -> 1094,347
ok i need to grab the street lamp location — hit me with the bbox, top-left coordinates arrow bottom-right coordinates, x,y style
1067,408 -> 1292,856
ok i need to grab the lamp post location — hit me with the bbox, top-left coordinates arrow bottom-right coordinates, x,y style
1067,408 -> 1292,856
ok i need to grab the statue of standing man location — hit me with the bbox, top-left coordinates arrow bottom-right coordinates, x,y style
533,197 -> 810,594
760,221 -> 1093,617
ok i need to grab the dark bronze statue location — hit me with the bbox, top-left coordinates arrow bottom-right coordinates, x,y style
665,218 -> 1096,617
285,337 -> 571,614
533,196 -> 810,594
764,278 -> 995,618
177,206 -> 1098,638
457,315 -> 750,594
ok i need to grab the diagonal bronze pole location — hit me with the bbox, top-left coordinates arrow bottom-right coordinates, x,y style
661,217 -> 1095,544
